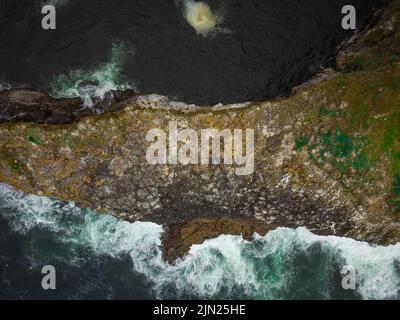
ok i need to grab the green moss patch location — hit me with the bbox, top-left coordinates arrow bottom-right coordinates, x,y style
27,134 -> 43,145
0,152 -> 22,174
295,135 -> 310,152
296,130 -> 375,176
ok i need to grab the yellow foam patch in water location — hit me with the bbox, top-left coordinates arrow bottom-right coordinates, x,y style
184,1 -> 219,36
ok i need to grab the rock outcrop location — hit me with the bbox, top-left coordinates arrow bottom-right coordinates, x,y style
0,1 -> 399,262
0,88 -> 137,124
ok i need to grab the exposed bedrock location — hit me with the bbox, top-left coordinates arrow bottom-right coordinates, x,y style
0,1 -> 400,262
0,88 -> 137,124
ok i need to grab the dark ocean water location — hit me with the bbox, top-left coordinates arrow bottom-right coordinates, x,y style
0,184 -> 399,300
0,0 -> 385,104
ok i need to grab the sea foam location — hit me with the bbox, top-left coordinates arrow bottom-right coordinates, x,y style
51,43 -> 135,110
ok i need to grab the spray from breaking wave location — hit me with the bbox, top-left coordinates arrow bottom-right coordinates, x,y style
181,0 -> 231,37
0,183 -> 399,300
51,43 -> 135,109
0,82 -> 11,92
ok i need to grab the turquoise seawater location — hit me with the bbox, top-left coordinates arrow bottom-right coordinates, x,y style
0,183 -> 399,300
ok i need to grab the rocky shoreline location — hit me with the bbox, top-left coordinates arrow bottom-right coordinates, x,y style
0,88 -> 137,125
1,1 -> 400,262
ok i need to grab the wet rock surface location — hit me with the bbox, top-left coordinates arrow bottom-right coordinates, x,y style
0,89 -> 82,124
0,88 -> 137,124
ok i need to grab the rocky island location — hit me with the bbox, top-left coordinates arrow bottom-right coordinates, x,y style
0,1 -> 399,263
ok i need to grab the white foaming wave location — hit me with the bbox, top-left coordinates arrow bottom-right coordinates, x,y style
166,235 -> 260,298
0,184 -> 68,233
0,82 -> 11,92
51,43 -> 135,110
0,183 -> 399,299
72,80 -> 133,110
53,70 -> 134,110
294,228 -> 400,300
